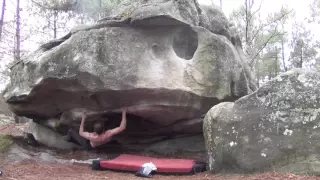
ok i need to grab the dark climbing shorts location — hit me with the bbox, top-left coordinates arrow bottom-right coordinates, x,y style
66,128 -> 93,150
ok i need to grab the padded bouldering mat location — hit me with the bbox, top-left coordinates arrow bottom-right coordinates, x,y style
92,154 -> 205,174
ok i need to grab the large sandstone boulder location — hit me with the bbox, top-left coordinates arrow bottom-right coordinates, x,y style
204,68 -> 320,175
0,97 -> 12,116
3,0 -> 256,148
0,97 -> 15,125
110,0 -> 201,26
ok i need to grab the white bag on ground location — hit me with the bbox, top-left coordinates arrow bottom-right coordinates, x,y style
136,162 -> 157,178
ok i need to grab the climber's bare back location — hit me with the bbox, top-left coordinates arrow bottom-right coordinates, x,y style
81,130 -> 113,148
79,109 -> 127,148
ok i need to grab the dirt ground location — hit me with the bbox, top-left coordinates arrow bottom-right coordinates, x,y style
1,123 -> 320,180
1,159 -> 320,180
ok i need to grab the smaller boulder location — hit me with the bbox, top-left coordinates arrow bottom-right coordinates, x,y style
28,121 -> 78,150
203,69 -> 320,175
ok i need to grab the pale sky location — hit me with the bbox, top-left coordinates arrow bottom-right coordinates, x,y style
198,0 -> 314,20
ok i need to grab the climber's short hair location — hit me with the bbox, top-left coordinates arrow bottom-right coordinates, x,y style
93,121 -> 104,135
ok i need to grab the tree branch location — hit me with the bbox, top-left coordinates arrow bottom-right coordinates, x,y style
250,25 -> 281,66
30,0 -> 51,10
251,0 -> 264,19
30,0 -> 77,11
247,9 -> 292,48
245,0 -> 249,44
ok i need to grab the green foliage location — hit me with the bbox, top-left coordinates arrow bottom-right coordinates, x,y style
28,0 -> 121,41
256,46 -> 281,80
309,0 -> 320,24
289,21 -> 318,69
30,0 -> 76,11
73,0 -> 121,20
0,135 -> 13,153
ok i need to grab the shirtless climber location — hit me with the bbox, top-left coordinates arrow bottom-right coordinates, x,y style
63,109 -> 127,150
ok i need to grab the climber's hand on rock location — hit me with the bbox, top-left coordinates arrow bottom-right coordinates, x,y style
82,110 -> 87,118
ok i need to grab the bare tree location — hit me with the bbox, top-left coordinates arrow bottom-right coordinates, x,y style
14,0 -> 20,62
229,1 -> 292,68
280,30 -> 287,71
244,0 -> 255,48
53,10 -> 58,38
30,0 -> 76,40
0,0 -> 6,41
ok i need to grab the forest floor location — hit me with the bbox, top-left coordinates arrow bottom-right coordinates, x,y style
1,123 -> 320,180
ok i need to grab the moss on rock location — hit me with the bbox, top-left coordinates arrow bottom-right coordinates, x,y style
0,135 -> 13,153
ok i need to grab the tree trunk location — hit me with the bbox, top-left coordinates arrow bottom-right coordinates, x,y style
53,10 -> 57,39
275,47 -> 279,76
14,0 -> 20,62
268,71 -> 272,80
0,0 -> 6,41
80,14 -> 84,24
281,31 -> 287,71
245,0 -> 249,46
244,0 -> 254,55
299,46 -> 303,68
256,63 -> 260,88
98,0 -> 102,20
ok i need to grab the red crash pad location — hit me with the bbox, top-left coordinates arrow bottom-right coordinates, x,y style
93,154 -> 205,174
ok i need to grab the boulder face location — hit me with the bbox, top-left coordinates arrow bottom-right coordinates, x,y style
28,121 -> 78,150
3,0 -> 255,145
110,0 -> 201,26
204,69 -> 320,175
0,97 -> 13,116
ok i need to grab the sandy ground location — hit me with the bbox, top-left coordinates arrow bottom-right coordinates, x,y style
1,123 -> 320,180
